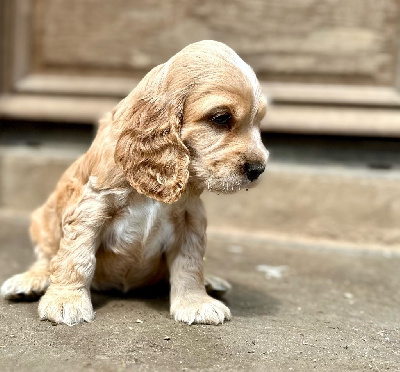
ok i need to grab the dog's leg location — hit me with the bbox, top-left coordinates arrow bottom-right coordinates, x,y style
38,184 -> 110,326
1,256 -> 50,300
1,210 -> 56,300
168,202 -> 231,325
168,245 -> 232,325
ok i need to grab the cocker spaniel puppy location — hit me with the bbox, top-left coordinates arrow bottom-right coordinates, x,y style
1,40 -> 269,326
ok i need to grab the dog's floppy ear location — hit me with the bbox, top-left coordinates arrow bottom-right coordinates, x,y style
114,68 -> 190,204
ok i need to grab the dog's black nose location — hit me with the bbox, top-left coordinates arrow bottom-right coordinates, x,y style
244,162 -> 265,182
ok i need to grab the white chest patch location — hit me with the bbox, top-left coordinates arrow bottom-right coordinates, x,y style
102,196 -> 174,259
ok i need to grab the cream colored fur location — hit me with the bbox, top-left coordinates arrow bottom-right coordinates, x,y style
1,40 -> 269,326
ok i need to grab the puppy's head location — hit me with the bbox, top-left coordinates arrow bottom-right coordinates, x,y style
114,40 -> 269,203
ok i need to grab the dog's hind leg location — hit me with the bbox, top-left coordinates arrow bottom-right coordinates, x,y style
204,275 -> 231,296
1,254 -> 50,300
1,205 -> 58,300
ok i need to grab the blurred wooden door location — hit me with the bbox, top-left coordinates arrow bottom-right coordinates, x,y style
1,0 -> 400,136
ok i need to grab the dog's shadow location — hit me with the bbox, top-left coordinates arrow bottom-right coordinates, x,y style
91,280 -> 170,314
91,279 -> 280,318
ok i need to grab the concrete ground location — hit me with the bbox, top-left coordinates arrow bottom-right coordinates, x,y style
0,217 -> 399,372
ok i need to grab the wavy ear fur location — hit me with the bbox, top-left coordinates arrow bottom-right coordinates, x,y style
114,76 -> 190,204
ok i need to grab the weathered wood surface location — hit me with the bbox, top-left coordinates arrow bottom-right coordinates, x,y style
1,0 -> 400,135
33,0 -> 400,85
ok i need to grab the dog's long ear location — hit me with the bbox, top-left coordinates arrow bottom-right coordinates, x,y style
114,67 -> 190,204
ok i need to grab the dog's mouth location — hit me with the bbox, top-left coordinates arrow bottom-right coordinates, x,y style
204,173 -> 255,194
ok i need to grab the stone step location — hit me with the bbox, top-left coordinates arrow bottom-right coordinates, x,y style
205,164 -> 400,250
1,144 -> 399,250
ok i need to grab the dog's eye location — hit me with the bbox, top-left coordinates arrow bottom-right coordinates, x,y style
211,113 -> 232,126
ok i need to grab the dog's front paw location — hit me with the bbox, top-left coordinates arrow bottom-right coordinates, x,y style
171,293 -> 231,325
38,285 -> 94,326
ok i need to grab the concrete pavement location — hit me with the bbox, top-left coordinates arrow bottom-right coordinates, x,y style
0,216 -> 399,371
